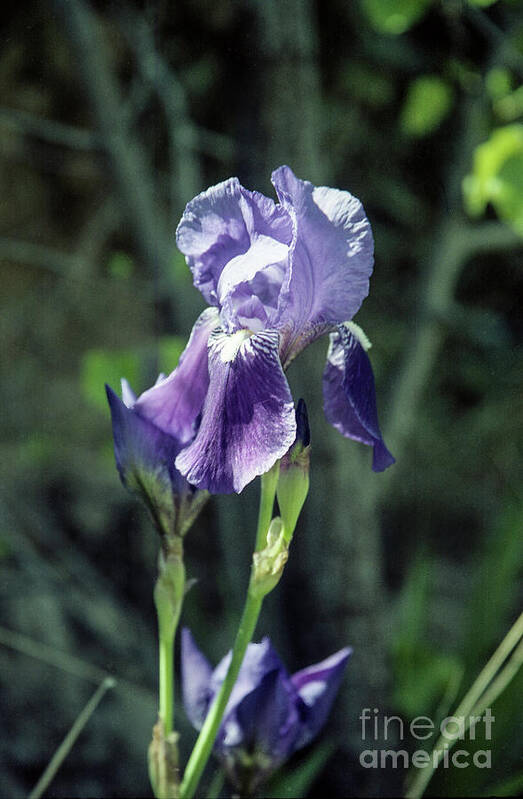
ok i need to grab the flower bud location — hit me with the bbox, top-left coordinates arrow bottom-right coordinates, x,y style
276,399 -> 310,541
251,518 -> 289,598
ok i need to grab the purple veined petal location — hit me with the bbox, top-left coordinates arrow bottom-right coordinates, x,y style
134,307 -> 220,445
176,179 -> 292,306
181,629 -> 214,730
210,638 -> 287,719
221,668 -> 300,765
323,323 -> 395,472
175,328 -> 296,493
105,384 -> 186,534
291,647 -> 352,749
271,166 -> 374,361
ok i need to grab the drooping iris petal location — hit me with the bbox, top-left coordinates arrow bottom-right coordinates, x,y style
323,324 -> 395,472
175,329 -> 296,493
106,384 -> 185,535
134,307 -> 220,445
291,647 -> 352,748
271,165 -> 374,361
176,179 -> 292,308
181,628 -> 214,730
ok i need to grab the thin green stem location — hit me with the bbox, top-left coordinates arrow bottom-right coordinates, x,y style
29,677 -> 115,799
255,464 -> 279,552
406,612 -> 523,799
180,587 -> 263,799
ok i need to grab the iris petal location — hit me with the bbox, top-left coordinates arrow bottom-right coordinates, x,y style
176,179 -> 292,308
291,647 -> 352,748
134,307 -> 220,445
271,166 -> 374,360
323,324 -> 395,472
175,329 -> 296,493
181,628 -> 214,730
105,385 -> 185,535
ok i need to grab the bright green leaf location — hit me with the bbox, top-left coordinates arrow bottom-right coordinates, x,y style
158,335 -> 186,375
463,124 -> 523,234
361,0 -> 432,35
81,348 -> 141,411
468,0 -> 498,7
400,75 -> 453,137
107,251 -> 134,279
485,67 -> 512,102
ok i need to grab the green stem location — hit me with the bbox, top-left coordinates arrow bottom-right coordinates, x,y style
158,626 -> 175,736
255,464 -> 279,552
180,586 -> 263,799
154,546 -> 186,737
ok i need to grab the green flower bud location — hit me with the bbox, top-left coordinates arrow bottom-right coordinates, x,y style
276,399 -> 310,542
250,517 -> 289,598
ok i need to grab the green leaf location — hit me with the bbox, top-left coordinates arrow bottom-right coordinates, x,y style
360,0 -> 432,35
400,75 -> 454,137
81,348 -> 140,411
158,335 -> 186,375
468,0 -> 498,7
463,124 -> 523,234
107,251 -> 134,279
265,741 -> 335,798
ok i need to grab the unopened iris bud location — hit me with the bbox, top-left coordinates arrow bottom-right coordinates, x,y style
106,381 -> 208,544
276,399 -> 310,541
251,517 -> 289,598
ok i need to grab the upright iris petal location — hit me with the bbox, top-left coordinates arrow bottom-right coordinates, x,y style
134,307 -> 219,445
173,166 -> 393,493
181,630 -> 352,794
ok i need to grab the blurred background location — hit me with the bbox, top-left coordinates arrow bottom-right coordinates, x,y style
1,0 -> 522,797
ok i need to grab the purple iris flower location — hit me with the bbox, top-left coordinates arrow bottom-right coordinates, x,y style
182,629 -> 351,793
133,166 -> 394,494
106,375 -> 208,538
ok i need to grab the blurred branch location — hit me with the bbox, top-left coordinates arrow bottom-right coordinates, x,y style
120,13 -> 234,165
0,107 -> 99,150
120,12 -> 201,212
55,0 -> 190,325
465,4 -> 523,79
0,236 -> 79,275
383,216 -> 521,477
0,624 -> 153,702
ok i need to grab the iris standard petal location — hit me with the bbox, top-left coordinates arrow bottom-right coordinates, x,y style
271,166 -> 374,359
134,307 -> 220,445
176,179 -> 292,307
210,637 -> 286,719
106,384 -> 185,534
181,628 -> 214,730
291,646 -> 352,748
225,668 -> 301,763
322,323 -> 395,472
175,329 -> 296,493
